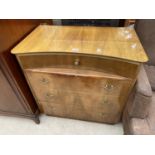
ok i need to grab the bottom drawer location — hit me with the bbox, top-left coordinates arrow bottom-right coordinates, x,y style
38,93 -> 122,124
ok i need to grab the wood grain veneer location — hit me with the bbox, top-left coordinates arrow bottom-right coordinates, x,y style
11,25 -> 148,62
11,25 -> 148,124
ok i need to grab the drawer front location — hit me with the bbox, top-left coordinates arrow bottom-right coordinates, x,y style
26,69 -> 131,101
18,53 -> 139,79
38,94 -> 121,123
25,68 -> 132,123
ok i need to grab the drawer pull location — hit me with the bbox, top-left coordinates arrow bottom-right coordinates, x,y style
101,112 -> 105,116
74,58 -> 80,66
103,99 -> 109,104
45,92 -> 56,101
101,97 -> 110,105
41,78 -> 49,84
46,92 -> 54,97
100,96 -> 109,105
104,84 -> 114,91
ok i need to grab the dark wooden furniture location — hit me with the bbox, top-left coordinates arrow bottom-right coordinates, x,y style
12,25 -> 148,124
0,19 -> 52,123
61,19 -> 121,26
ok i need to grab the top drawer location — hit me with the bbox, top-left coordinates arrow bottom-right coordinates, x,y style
17,53 -> 139,79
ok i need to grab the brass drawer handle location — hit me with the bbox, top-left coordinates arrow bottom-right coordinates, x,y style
102,99 -> 109,104
46,92 -> 54,97
104,84 -> 114,91
45,92 -> 56,99
101,97 -> 110,105
74,58 -> 80,66
101,112 -> 105,116
41,78 -> 49,84
100,96 -> 109,105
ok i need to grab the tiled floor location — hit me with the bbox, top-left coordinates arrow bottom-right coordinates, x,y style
0,114 -> 123,134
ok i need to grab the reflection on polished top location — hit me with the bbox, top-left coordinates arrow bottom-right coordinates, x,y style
11,25 -> 148,62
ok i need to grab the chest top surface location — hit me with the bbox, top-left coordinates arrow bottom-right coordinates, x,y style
11,25 -> 148,62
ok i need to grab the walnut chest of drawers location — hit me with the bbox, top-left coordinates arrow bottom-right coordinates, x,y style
11,25 -> 148,124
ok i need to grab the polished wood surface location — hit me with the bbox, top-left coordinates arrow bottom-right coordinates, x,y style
12,25 -> 144,123
12,25 -> 148,62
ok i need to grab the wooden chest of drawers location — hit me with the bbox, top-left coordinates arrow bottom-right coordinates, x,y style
11,25 -> 148,124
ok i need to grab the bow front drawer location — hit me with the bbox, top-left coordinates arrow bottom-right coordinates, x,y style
18,53 -> 139,79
